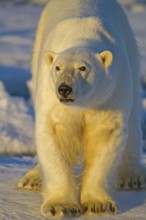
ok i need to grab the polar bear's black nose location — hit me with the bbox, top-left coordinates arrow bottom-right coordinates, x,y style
58,84 -> 72,97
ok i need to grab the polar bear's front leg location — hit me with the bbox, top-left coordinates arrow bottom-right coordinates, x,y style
81,111 -> 126,215
36,119 -> 81,218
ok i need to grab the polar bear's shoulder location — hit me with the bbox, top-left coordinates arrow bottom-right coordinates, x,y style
42,0 -> 125,29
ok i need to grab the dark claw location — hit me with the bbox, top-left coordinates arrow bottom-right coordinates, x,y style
90,204 -> 95,212
62,208 -> 67,215
70,208 -> 77,215
50,207 -> 56,216
110,205 -> 115,213
23,180 -> 29,187
31,183 -> 34,188
77,208 -> 81,214
23,182 -> 27,187
83,205 -> 88,212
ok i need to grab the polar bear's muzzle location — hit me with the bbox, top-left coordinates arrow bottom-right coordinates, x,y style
57,83 -> 75,104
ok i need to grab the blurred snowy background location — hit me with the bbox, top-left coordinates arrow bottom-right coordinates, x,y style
0,0 -> 146,155
0,1 -> 146,220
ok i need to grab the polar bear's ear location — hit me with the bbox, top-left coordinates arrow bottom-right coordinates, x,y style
99,50 -> 113,68
44,51 -> 56,66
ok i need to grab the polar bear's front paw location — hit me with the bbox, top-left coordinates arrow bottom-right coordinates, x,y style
41,202 -> 82,218
116,164 -> 146,190
82,200 -> 118,215
17,174 -> 42,191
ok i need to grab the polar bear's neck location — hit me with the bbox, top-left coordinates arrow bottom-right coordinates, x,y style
43,17 -> 115,54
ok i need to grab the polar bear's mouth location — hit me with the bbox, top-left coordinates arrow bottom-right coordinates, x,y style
59,98 -> 75,104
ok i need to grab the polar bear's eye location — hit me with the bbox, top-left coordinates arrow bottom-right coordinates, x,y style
56,66 -> 60,71
79,66 -> 86,71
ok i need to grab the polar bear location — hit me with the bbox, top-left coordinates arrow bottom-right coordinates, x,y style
17,0 -> 146,217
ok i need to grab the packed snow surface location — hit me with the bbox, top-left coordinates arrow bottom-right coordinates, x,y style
0,156 -> 146,220
0,1 -> 146,220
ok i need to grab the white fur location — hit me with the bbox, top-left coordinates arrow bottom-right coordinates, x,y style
18,0 -> 146,217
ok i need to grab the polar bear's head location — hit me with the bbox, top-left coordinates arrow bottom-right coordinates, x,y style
44,48 -> 115,107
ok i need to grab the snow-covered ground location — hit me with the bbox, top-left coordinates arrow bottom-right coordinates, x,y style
1,156 -> 146,220
0,1 -> 146,220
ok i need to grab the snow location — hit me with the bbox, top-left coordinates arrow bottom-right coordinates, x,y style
0,0 -> 146,219
119,0 -> 146,12
0,156 -> 146,220
0,82 -> 35,156
0,5 -> 38,155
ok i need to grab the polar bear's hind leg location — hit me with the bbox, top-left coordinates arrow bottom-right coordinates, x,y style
116,107 -> 146,191
17,166 -> 42,191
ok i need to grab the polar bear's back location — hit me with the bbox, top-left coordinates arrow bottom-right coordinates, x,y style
43,0 -> 126,35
